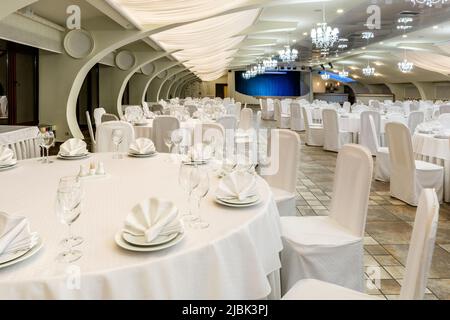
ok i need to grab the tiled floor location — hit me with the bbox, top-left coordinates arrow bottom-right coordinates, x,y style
270,122 -> 450,300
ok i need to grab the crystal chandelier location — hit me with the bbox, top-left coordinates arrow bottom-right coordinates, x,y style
362,63 -> 375,77
361,32 -> 374,40
398,59 -> 414,73
321,72 -> 330,80
339,69 -> 349,77
311,3 -> 339,49
263,57 -> 278,69
278,45 -> 298,63
410,0 -> 448,7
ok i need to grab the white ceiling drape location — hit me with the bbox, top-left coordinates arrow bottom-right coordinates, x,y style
402,51 -> 450,76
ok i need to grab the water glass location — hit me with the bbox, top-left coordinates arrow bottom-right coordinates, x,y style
190,169 -> 210,229
178,163 -> 200,222
112,129 -> 124,159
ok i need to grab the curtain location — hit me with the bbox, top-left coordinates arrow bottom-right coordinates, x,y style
400,51 -> 450,76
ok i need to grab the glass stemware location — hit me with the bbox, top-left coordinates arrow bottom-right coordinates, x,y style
112,129 -> 124,159
36,130 -> 45,162
171,130 -> 184,159
55,176 -> 83,263
178,163 -> 200,222
190,169 -> 210,229
42,130 -> 55,164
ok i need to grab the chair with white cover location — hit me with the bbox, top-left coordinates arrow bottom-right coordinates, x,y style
101,113 -> 119,122
408,111 -> 425,134
261,99 -> 274,120
439,104 -> 450,115
343,102 -> 351,113
0,96 -> 8,117
96,121 -> 135,153
290,103 -> 304,132
359,111 -> 381,155
152,116 -> 180,153
235,102 -> 242,121
85,111 -> 97,153
185,105 -> 198,117
239,108 -> 253,130
386,122 -> 444,206
280,144 -> 373,294
273,100 -> 281,122
262,130 -> 300,217
302,107 -> 324,146
275,103 -> 290,129
283,189 -> 439,300
322,109 -> 352,152
438,113 -> 450,129
369,115 -> 390,182
93,107 -> 106,128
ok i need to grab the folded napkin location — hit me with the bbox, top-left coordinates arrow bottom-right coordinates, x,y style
129,138 -> 155,155
59,138 -> 88,156
216,171 -> 257,201
187,144 -> 212,162
123,198 -> 183,243
0,212 -> 38,256
0,145 -> 16,166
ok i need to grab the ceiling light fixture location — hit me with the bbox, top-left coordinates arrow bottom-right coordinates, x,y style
321,72 -> 330,80
311,3 -> 340,50
339,68 -> 349,77
362,61 -> 375,77
410,0 -> 448,7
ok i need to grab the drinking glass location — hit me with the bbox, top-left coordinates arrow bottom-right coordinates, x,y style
112,129 -> 124,159
55,176 -> 83,263
178,163 -> 200,222
190,169 -> 210,229
42,130 -> 55,164
36,130 -> 45,162
171,130 -> 184,158
164,131 -> 174,154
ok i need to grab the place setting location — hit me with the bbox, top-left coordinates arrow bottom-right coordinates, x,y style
115,198 -> 185,252
128,138 -> 157,158
0,145 -> 17,172
57,138 -> 90,160
181,143 -> 213,166
215,170 -> 261,208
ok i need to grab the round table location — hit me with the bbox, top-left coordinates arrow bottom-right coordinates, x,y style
134,118 -> 214,140
0,153 -> 282,299
338,113 -> 408,134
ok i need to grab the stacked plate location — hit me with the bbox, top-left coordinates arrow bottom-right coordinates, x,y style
0,235 -> 43,269
215,194 -> 261,208
57,152 -> 90,160
115,230 -> 184,252
0,160 -> 17,172
128,150 -> 157,158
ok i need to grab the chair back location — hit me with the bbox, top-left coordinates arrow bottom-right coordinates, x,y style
101,113 -> 119,122
96,121 -> 135,153
439,104 -> 450,115
322,109 -> 340,151
152,116 -> 180,153
330,145 -> 373,237
400,189 -> 439,300
408,111 -> 425,134
262,129 -> 300,194
93,108 -> 106,128
368,115 -> 381,151
438,113 -> 450,129
360,111 -> 381,155
274,100 -> 281,121
239,108 -> 253,130
85,111 -> 96,151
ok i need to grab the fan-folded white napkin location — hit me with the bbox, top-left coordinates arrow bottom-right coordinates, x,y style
216,171 -> 258,201
59,138 -> 88,156
123,198 -> 183,243
0,212 -> 38,256
0,145 -> 16,166
129,138 -> 155,155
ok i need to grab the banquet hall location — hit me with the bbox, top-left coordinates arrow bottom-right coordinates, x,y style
0,0 -> 449,302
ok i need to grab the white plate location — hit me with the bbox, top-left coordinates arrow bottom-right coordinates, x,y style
182,160 -> 209,165
128,152 -> 157,158
218,195 -> 259,206
215,196 -> 262,208
57,153 -> 90,160
0,163 -> 17,171
0,236 -> 43,269
122,231 -> 178,247
115,231 -> 184,252
133,122 -> 148,127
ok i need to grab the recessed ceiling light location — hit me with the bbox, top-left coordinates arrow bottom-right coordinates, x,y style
402,34 -> 408,38
337,9 -> 344,14
303,32 -> 308,36
292,39 -> 297,43
433,25 -> 439,29
362,47 -> 366,50
379,42 -> 384,45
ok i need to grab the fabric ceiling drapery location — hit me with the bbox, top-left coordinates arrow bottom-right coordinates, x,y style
401,51 -> 450,76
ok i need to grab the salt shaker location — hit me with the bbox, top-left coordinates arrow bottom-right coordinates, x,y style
89,162 -> 96,175
79,165 -> 88,177
96,162 -> 105,175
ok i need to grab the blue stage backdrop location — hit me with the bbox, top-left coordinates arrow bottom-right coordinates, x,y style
235,71 -> 308,97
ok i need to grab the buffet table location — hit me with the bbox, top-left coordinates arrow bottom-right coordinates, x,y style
0,126 -> 40,160
0,153 -> 282,299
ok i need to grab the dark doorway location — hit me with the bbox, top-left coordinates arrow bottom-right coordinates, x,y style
0,40 -> 39,125
122,82 -> 130,105
215,83 -> 228,99
77,64 -> 99,129
344,85 -> 356,105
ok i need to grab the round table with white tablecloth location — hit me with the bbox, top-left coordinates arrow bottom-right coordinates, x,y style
338,113 -> 408,134
133,118 -> 215,140
0,153 -> 282,299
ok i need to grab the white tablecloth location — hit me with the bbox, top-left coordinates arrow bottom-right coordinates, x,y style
339,114 -> 408,134
0,126 -> 40,160
413,133 -> 450,202
0,153 -> 282,299
134,118 -> 211,140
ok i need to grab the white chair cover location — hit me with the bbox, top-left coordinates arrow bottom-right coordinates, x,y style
386,122 -> 443,206
343,102 -> 351,113
96,121 -> 135,153
263,130 -> 300,217
322,109 -> 351,152
152,116 -> 180,153
0,96 -> 8,117
217,115 -> 237,131
273,100 -> 281,122
408,111 -> 425,134
439,104 -> 450,115
369,115 -> 390,182
235,102 -> 242,121
302,107 -> 323,146
101,113 -> 119,122
85,111 -> 96,152
239,108 -> 253,130
283,189 -> 439,301
193,123 -> 225,156
290,103 -> 304,132
261,99 -> 274,120
360,111 -> 381,155
280,144 -> 373,294
93,108 -> 106,128
438,113 -> 450,128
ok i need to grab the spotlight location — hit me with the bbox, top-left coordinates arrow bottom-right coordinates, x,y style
320,64 -> 325,70
329,63 -> 334,69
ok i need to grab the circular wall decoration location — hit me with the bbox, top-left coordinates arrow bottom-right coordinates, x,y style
63,29 -> 95,59
157,70 -> 168,79
141,63 -> 155,75
115,50 -> 136,71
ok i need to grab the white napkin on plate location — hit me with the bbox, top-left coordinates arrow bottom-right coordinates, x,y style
0,212 -> 38,256
59,138 -> 87,156
0,145 -> 16,166
129,138 -> 155,155
216,171 -> 257,201
123,198 -> 183,243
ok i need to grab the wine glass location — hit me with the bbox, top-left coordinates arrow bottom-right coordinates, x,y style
36,130 -> 46,162
164,131 -> 174,154
55,176 -> 83,263
112,129 -> 124,159
190,169 -> 210,229
178,163 -> 200,222
171,130 -> 184,158
42,130 -> 55,164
